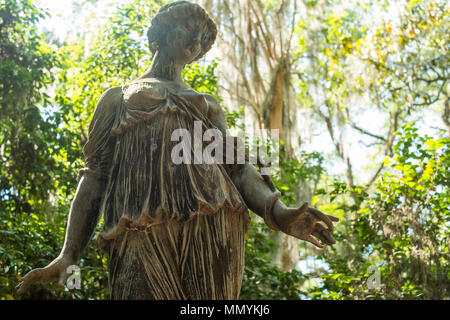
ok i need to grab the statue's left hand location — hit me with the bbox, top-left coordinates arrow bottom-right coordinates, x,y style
273,201 -> 339,248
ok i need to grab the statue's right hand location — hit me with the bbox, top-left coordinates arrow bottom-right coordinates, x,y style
16,255 -> 74,295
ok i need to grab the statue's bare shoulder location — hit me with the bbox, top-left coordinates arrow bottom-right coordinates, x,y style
96,86 -> 122,110
89,86 -> 123,122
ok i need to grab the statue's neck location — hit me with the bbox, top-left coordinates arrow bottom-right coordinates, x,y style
140,51 -> 185,84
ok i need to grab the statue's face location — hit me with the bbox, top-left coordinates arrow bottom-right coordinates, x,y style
164,17 -> 203,65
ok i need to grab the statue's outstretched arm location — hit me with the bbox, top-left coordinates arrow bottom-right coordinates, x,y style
17,176 -> 105,294
206,95 -> 339,248
16,87 -> 120,295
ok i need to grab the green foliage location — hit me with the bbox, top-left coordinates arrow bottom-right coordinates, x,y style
183,60 -> 220,97
292,0 -> 448,299
0,0 -> 60,208
273,150 -> 324,205
240,215 -> 305,299
310,125 -> 449,299
0,0 -> 64,300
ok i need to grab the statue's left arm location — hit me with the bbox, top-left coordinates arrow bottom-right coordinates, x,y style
206,95 -> 338,248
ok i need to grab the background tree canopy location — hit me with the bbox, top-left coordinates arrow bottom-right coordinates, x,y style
0,0 -> 448,300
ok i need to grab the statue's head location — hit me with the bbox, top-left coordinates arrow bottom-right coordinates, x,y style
146,1 -> 217,64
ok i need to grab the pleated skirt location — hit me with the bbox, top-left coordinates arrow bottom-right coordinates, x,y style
106,207 -> 248,300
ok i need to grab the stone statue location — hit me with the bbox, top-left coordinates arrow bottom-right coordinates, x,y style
17,1 -> 338,299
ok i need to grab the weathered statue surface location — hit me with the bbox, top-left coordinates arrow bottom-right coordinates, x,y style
17,1 -> 338,299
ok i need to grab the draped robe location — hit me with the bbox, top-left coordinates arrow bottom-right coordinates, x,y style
79,79 -> 250,299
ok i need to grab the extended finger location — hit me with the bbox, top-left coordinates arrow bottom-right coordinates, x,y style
312,224 -> 332,245
298,203 -> 309,214
304,235 -> 324,249
314,223 -> 336,245
308,207 -> 334,231
17,269 -> 42,294
312,230 -> 329,245
16,282 -> 24,294
327,214 -> 340,222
